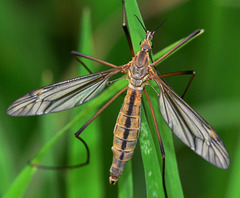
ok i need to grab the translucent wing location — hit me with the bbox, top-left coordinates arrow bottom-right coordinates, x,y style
154,77 -> 230,169
7,68 -> 122,116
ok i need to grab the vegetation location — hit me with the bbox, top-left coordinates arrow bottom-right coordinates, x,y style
1,0 -> 240,197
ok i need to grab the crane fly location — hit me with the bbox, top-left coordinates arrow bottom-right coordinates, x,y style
7,6 -> 230,186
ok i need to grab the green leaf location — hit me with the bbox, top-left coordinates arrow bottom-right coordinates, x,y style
124,0 -> 145,54
146,92 -> 184,198
118,162 -> 133,198
0,124 -> 13,197
124,0 -> 170,197
140,104 -> 166,198
3,166 -> 36,198
37,71 -> 61,197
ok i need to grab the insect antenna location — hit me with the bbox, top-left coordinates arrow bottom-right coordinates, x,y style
134,15 -> 147,33
151,19 -> 167,35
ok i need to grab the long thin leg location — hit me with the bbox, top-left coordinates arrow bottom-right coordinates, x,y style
143,89 -> 165,157
151,29 -> 204,67
71,51 -> 118,68
30,86 -> 128,170
143,89 -> 167,198
159,70 -> 196,98
121,0 -> 135,57
72,54 -> 93,74
30,137 -> 90,170
75,86 -> 128,137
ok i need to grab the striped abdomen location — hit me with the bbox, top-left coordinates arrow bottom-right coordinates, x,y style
109,87 -> 142,184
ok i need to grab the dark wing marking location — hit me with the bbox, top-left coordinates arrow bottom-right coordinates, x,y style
154,76 -> 230,169
7,68 -> 122,116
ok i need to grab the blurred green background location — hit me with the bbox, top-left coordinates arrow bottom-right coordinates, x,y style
1,0 -> 240,197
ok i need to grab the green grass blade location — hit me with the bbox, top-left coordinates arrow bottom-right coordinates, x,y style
140,105 -> 165,198
3,166 -> 36,198
125,0 -> 167,197
37,72 -> 61,197
224,140 -> 240,197
124,0 -> 145,54
149,94 -> 184,198
124,0 -> 195,197
0,124 -> 13,197
118,162 -> 133,198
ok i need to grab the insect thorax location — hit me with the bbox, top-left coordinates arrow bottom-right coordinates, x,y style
128,50 -> 150,87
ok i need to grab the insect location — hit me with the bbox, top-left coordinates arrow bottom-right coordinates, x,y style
7,1 -> 230,185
